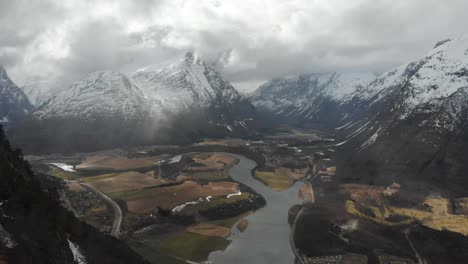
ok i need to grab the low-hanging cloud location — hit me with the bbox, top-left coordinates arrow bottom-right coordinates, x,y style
1,0 -> 468,92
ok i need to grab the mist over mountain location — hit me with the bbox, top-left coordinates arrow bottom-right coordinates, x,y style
6,53 -> 258,153
2,2 -> 468,263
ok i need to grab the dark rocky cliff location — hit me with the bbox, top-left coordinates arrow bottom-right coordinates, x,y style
0,125 -> 150,264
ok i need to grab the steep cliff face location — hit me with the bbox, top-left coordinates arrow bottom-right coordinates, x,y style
0,126 -> 149,264
0,66 -> 34,125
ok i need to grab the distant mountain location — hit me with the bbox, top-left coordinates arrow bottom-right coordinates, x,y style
11,54 -> 258,153
11,71 -> 161,153
0,66 -> 34,124
249,72 -> 376,127
133,52 -> 257,134
0,126 -> 149,263
21,80 -> 54,107
34,71 -> 155,121
334,36 -> 468,195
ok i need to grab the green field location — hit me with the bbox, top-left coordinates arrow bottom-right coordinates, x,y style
255,169 -> 294,191
190,170 -> 229,181
192,193 -> 253,211
135,231 -> 231,262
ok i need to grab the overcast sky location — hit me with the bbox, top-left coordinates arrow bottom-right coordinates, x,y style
1,0 -> 467,92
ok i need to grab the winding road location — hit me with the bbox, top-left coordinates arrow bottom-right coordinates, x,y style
290,206 -> 307,264
404,228 -> 425,264
80,183 -> 122,237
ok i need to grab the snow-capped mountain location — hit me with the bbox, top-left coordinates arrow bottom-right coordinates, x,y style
133,52 -> 256,132
249,72 -> 376,126
335,36 -> 468,195
14,54 -> 258,153
21,80 -> 55,107
0,66 -> 34,124
34,71 -> 155,121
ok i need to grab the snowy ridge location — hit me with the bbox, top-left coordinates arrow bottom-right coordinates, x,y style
133,52 -> 245,113
34,71 -> 158,121
250,72 -> 375,121
355,36 -> 468,120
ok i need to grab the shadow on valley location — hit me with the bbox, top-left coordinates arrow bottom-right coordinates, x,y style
0,126 -> 149,263
8,105 -> 260,154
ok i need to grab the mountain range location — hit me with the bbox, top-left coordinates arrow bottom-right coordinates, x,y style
249,72 -> 377,127
333,36 -> 468,196
2,36 -> 468,194
5,53 -> 257,153
249,36 -> 468,195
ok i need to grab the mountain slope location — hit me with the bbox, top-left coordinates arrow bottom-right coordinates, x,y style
21,80 -> 55,107
11,71 -> 164,153
133,52 -> 257,134
249,72 -> 375,127
0,66 -> 34,124
34,71 -> 155,121
0,126 -> 149,263
335,36 -> 468,195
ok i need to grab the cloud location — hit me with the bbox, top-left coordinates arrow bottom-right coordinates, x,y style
1,0 -> 468,93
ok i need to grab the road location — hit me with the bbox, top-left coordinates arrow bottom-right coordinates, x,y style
80,183 -> 122,237
404,228 -> 425,264
290,206 -> 306,264
289,158 -> 321,264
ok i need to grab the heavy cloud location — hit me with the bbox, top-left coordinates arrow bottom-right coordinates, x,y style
1,0 -> 467,92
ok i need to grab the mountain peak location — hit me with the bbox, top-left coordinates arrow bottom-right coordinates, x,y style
433,38 -> 452,49
185,52 -> 195,63
183,51 -> 204,65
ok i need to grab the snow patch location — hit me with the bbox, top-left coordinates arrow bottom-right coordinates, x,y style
172,198 -> 204,213
169,155 -> 182,164
227,191 -> 242,199
49,163 -> 76,172
68,239 -> 87,264
359,128 -> 382,150
0,224 -> 17,249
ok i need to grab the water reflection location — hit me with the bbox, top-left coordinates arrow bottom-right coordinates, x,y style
209,154 -> 303,264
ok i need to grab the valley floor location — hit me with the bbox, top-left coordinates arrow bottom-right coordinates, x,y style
27,126 -> 468,264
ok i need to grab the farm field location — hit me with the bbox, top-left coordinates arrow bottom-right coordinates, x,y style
255,167 -> 307,191
76,155 -> 161,171
111,180 -> 239,213
87,171 -> 172,193
342,184 -> 468,235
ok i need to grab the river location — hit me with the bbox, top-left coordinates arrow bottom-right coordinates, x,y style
208,153 -> 304,264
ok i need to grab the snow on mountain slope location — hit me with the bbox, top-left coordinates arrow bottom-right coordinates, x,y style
0,66 -> 34,124
249,72 -> 375,123
132,52 -> 256,131
133,52 -> 251,111
354,36 -> 468,119
21,81 -> 55,107
335,37 -> 468,195
34,71 -> 156,121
